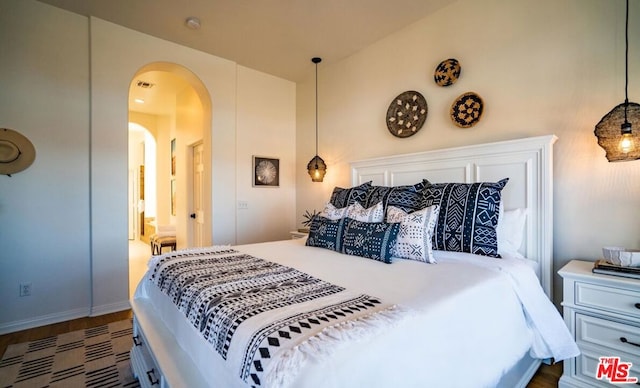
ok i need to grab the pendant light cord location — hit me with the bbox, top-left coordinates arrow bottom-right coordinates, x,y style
315,60 -> 319,157
624,0 -> 629,122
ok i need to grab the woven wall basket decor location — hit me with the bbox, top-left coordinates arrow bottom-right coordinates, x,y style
386,91 -> 428,138
434,58 -> 461,87
0,128 -> 36,176
594,102 -> 640,162
450,92 -> 484,128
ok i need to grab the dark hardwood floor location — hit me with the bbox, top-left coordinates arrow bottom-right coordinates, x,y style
0,310 -> 561,387
529,362 -> 562,388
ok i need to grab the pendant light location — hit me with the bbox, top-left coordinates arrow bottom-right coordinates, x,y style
594,0 -> 640,162
307,57 -> 327,182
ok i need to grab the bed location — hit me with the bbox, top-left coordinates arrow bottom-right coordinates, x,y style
130,134 -> 579,388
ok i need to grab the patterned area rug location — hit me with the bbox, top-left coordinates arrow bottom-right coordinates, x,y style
0,319 -> 139,387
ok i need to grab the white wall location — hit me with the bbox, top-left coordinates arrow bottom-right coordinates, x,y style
0,0 -> 297,333
89,18 -> 237,314
236,66 -> 297,244
296,0 -> 640,305
0,0 -> 91,330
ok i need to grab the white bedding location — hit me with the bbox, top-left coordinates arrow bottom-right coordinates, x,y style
135,238 -> 577,388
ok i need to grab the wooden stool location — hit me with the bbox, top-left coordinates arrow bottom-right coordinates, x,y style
150,235 -> 177,255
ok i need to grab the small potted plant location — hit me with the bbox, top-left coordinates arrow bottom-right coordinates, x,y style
299,209 -> 319,233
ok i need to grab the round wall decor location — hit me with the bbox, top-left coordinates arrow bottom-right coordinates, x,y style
0,128 -> 36,176
434,58 -> 461,87
386,90 -> 428,138
450,92 -> 484,128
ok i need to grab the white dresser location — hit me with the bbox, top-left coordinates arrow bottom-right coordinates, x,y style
558,260 -> 640,387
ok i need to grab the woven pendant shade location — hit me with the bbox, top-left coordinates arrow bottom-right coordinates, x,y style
594,0 -> 639,162
595,103 -> 640,162
307,155 -> 326,182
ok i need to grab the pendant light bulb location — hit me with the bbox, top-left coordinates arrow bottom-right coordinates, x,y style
619,121 -> 634,153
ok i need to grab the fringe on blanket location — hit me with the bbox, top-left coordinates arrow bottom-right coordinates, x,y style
263,304 -> 414,388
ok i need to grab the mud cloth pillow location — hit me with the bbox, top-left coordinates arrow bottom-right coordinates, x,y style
346,202 -> 384,222
319,202 -> 349,220
329,181 -> 372,208
424,178 -> 508,258
341,218 -> 400,264
319,201 -> 384,222
387,205 -> 440,264
363,180 -> 429,217
306,216 -> 346,252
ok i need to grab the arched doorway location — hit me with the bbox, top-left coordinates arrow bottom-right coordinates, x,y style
127,63 -> 212,297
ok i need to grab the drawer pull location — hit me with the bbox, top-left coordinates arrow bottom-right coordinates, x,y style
133,335 -> 141,346
635,303 -> 640,310
620,337 -> 640,348
146,368 -> 160,385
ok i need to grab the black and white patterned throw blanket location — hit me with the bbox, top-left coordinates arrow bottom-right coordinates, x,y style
148,247 -> 408,388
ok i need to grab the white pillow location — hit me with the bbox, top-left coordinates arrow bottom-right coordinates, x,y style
319,201 -> 384,222
346,202 -> 384,222
387,205 -> 440,264
497,208 -> 528,256
319,202 -> 349,220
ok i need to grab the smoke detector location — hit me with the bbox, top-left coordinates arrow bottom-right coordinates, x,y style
185,17 -> 201,30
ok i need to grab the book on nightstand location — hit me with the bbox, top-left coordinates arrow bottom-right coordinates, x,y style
592,259 -> 640,280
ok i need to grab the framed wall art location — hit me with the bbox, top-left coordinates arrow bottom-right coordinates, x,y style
170,138 -> 177,215
253,156 -> 279,187
171,138 -> 176,176
171,179 -> 176,216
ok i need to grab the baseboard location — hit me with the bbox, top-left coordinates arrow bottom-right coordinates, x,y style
0,300 -> 132,335
90,299 -> 131,317
0,307 -> 89,335
497,352 -> 542,388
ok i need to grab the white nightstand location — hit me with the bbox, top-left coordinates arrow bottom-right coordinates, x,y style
558,260 -> 640,387
289,231 -> 308,239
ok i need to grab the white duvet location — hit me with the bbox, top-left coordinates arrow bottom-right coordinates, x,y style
135,238 -> 578,388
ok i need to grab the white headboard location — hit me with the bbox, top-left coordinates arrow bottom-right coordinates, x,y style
351,135 -> 557,298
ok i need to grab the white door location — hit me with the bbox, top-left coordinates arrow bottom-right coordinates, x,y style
191,142 -> 205,247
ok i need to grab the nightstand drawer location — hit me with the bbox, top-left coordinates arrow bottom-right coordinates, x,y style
576,347 -> 640,387
575,281 -> 640,319
576,313 -> 640,357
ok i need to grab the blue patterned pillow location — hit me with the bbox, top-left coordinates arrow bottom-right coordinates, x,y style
363,180 -> 428,218
306,216 -> 346,251
329,181 -> 372,208
341,218 -> 400,263
424,178 -> 508,258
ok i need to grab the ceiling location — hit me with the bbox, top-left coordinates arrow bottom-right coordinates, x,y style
128,71 -> 193,116
37,0 -> 455,82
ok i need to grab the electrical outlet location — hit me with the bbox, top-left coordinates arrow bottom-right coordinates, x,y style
19,282 -> 32,297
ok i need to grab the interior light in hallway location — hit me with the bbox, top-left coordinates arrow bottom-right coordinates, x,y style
307,57 -> 327,182
594,0 -> 640,162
